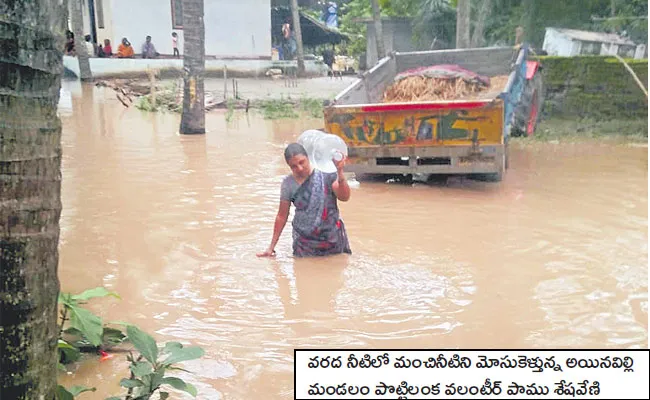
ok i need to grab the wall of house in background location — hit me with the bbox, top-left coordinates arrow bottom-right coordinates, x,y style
73,0 -> 271,58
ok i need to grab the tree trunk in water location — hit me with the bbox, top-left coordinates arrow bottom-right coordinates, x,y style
0,0 -> 65,399
370,0 -> 386,60
180,0 -> 205,134
455,0 -> 471,48
471,0 -> 491,47
290,0 -> 306,77
71,0 -> 92,80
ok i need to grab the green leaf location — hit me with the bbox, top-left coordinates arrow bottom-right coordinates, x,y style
63,327 -> 83,336
58,293 -> 76,307
126,325 -> 158,364
119,378 -> 144,388
161,346 -> 204,366
72,287 -> 121,301
184,382 -> 198,397
56,386 -> 74,400
58,362 -> 67,372
58,340 -> 81,364
161,341 -> 182,354
149,368 -> 165,391
103,327 -> 127,346
166,366 -> 192,373
159,392 -> 170,400
105,397 -> 122,400
57,340 -> 75,349
161,377 -> 197,397
130,361 -> 153,378
69,385 -> 97,396
69,305 -> 104,346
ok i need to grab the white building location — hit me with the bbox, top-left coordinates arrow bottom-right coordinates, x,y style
72,0 -> 272,58
542,27 -> 646,59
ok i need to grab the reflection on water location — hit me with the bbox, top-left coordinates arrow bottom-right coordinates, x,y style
57,82 -> 648,399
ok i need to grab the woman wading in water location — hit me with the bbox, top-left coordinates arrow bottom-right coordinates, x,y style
257,143 -> 351,257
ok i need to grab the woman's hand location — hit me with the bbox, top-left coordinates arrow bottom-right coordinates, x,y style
333,153 -> 346,174
256,249 -> 276,258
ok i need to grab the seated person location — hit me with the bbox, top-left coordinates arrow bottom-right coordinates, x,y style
102,39 -> 113,57
141,36 -> 159,59
117,38 -> 134,58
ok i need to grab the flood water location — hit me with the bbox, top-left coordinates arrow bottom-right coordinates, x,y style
57,82 -> 648,399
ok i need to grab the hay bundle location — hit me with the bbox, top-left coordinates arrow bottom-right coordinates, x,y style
383,76 -> 487,103
382,64 -> 509,103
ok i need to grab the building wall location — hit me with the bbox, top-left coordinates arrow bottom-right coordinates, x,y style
542,28 -> 575,56
78,0 -> 271,58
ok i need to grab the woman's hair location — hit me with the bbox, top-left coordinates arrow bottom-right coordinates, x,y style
284,143 -> 308,162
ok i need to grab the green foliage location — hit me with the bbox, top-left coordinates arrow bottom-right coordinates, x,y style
255,97 -> 324,119
225,98 -> 236,122
538,55 -> 648,119
135,82 -> 182,113
58,287 -> 126,364
339,0 -> 646,59
517,117 -> 648,143
109,325 -> 204,400
56,385 -> 96,400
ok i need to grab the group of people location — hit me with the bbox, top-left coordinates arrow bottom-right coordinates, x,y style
64,32 -> 180,59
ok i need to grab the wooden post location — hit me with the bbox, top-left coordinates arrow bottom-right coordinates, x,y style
223,65 -> 228,99
148,69 -> 157,108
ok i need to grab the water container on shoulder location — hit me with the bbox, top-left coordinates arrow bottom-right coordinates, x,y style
297,129 -> 324,163
311,133 -> 348,174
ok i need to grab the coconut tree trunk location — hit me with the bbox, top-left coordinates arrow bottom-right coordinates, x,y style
455,0 -> 471,48
0,0 -> 66,399
370,0 -> 386,60
471,0 -> 491,47
180,0 -> 205,134
290,0 -> 306,77
71,0 -> 92,80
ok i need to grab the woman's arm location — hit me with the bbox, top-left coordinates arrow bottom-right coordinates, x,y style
332,157 -> 351,202
257,200 -> 290,257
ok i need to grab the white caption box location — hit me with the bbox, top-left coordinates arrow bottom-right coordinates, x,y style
294,350 -> 649,399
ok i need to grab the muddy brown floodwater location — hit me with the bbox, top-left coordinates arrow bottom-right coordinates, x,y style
57,81 -> 648,399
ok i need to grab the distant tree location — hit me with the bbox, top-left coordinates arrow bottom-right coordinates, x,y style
455,0 -> 470,48
371,0 -> 386,59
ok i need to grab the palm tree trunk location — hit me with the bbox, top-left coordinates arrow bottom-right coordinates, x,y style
370,0 -> 386,60
71,0 -> 92,80
180,0 -> 205,134
455,0 -> 471,48
471,0 -> 491,47
290,0 -> 306,77
0,0 -> 65,398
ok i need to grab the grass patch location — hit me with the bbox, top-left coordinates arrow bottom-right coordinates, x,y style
255,97 -> 324,120
516,118 -> 648,143
135,81 -> 181,113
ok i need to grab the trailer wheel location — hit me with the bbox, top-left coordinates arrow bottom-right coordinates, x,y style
512,72 -> 544,137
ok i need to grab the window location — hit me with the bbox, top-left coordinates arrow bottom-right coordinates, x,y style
171,0 -> 183,29
96,0 -> 105,28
